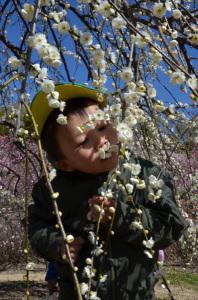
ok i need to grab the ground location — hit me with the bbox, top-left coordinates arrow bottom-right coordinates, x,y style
0,264 -> 197,300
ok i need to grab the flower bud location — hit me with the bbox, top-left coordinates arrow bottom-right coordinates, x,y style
109,206 -> 115,214
66,234 -> 74,244
51,192 -> 59,199
85,258 -> 92,265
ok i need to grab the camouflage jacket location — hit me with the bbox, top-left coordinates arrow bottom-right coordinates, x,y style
28,158 -> 185,300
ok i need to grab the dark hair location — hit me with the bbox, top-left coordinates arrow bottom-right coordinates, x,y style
41,97 -> 97,163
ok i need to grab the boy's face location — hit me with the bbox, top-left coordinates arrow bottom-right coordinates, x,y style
56,103 -> 118,174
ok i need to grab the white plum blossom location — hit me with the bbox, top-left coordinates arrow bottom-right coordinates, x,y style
42,45 -> 61,68
47,91 -> 59,104
143,237 -> 155,249
136,180 -> 146,190
123,163 -> 141,176
172,31 -> 178,39
123,91 -> 141,104
187,75 -> 197,89
109,51 -> 116,64
98,141 -> 112,160
110,103 -> 122,117
36,67 -> 48,82
131,163 -> 141,176
51,192 -> 59,199
147,86 -> 156,98
152,3 -> 167,19
144,250 -> 153,259
151,51 -> 162,65
49,168 -> 57,182
125,114 -> 137,127
127,81 -> 136,90
47,91 -> 59,99
40,0 -> 54,7
109,206 -> 115,214
155,189 -> 163,199
34,45 -> 48,59
148,190 -> 155,203
54,21 -> 70,34
136,31 -> 151,48
21,3 -> 35,22
117,122 -> 133,145
130,177 -> 139,184
153,101 -> 165,112
99,274 -> 108,283
41,79 -> 55,94
33,43 -> 61,68
92,108 -> 105,121
131,220 -> 143,230
126,183 -> 134,194
17,127 -> 29,137
148,187 -> 163,203
83,265 -> 95,278
119,67 -> 133,82
95,1 -> 115,18
172,9 -> 182,19
85,257 -> 92,265
92,47 -> 106,73
165,0 -> 172,11
137,208 -> 142,215
170,40 -> 178,48
66,234 -> 74,243
28,33 -> 47,48
93,47 -> 105,61
91,245 -> 104,256
59,101 -> 66,112
80,282 -> 89,295
56,114 -> 67,125
49,11 -> 65,23
30,63 -> 41,76
112,15 -> 126,30
90,291 -> 101,300
149,175 -> 164,189
171,70 -> 185,85
8,56 -> 21,69
80,32 -> 93,46
26,262 -> 36,271
88,231 -> 96,245
48,99 -> 60,108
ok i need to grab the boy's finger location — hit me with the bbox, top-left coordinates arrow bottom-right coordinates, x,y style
88,196 -> 104,204
74,237 -> 85,245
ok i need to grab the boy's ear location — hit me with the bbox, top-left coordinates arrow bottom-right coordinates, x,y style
55,159 -> 75,172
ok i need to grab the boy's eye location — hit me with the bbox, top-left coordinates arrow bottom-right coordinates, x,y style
98,125 -> 107,131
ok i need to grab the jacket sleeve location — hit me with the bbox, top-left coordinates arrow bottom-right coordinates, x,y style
112,161 -> 186,249
28,181 -> 63,262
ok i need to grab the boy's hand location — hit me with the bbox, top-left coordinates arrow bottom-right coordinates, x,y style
47,280 -> 58,295
88,196 -> 115,223
61,236 -> 85,264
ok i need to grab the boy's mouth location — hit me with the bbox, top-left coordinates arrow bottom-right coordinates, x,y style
98,142 -> 119,160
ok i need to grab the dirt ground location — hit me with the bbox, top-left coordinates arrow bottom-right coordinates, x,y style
0,266 -> 197,300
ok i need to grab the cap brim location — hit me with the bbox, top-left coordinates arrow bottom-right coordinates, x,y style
31,83 -> 105,135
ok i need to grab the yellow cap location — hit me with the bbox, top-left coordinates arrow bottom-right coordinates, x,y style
31,82 -> 105,135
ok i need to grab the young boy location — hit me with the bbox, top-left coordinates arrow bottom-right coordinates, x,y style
28,83 -> 185,300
